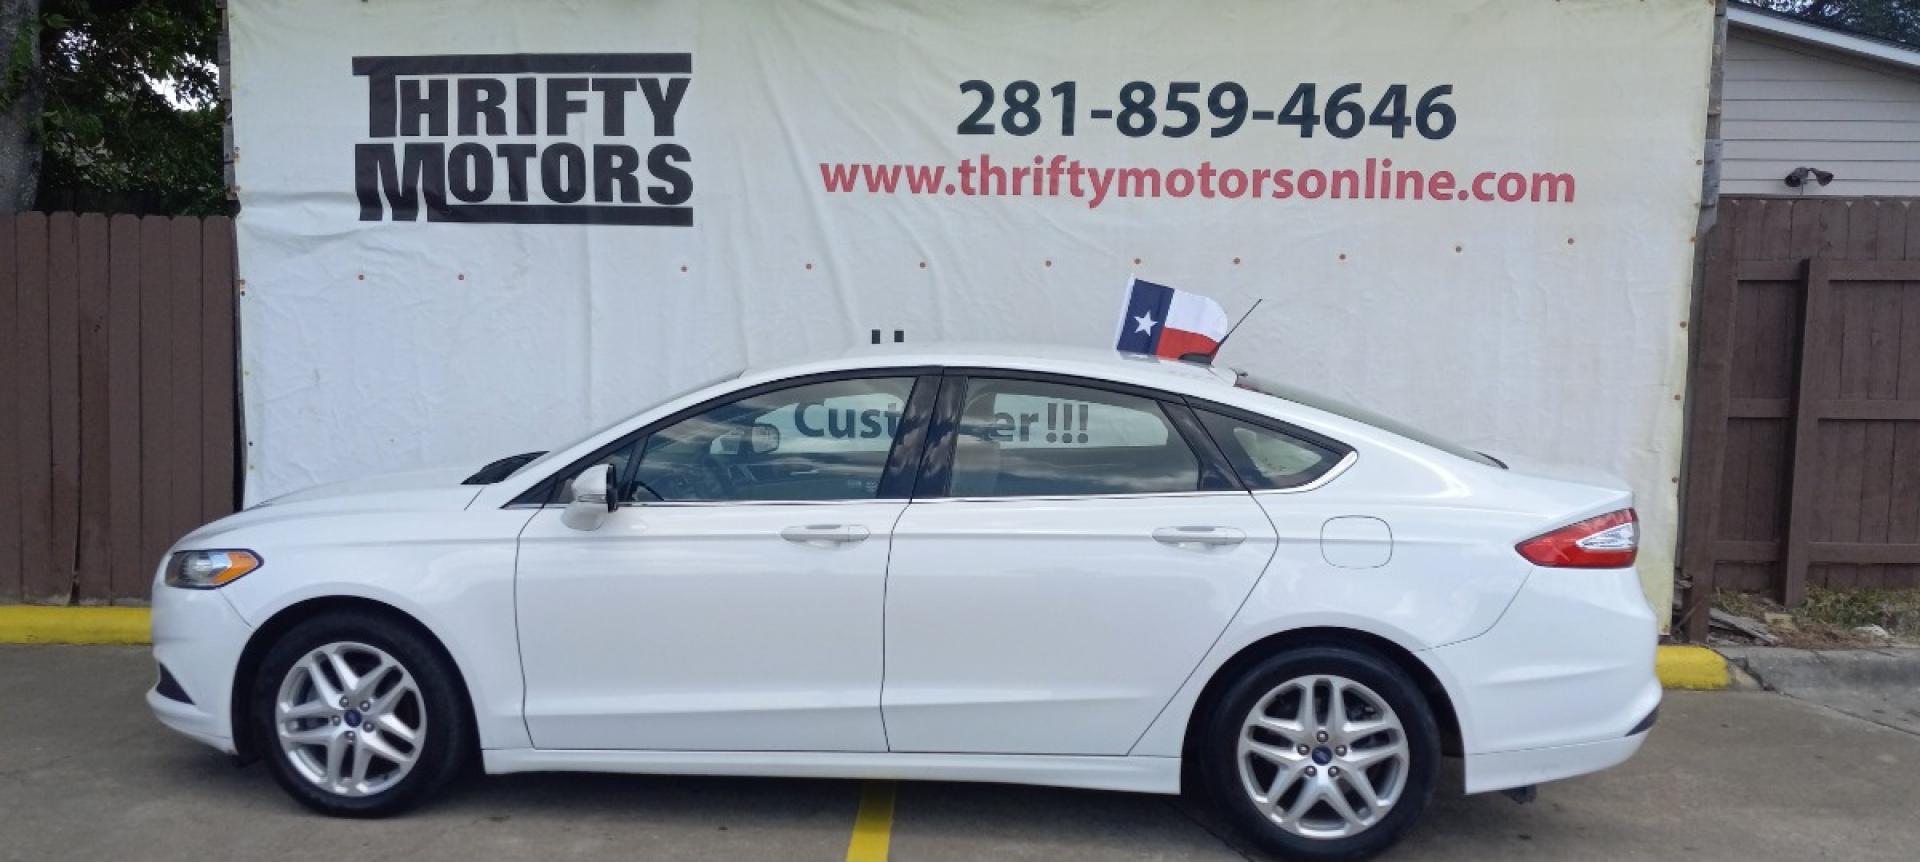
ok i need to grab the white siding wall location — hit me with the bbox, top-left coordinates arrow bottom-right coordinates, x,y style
1722,29 -> 1920,197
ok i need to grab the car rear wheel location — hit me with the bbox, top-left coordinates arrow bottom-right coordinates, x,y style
252,613 -> 470,816
1199,646 -> 1439,861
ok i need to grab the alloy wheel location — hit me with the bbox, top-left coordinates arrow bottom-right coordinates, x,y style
273,641 -> 427,798
1235,674 -> 1411,840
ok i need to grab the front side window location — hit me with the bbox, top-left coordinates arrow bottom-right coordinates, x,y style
516,367 -> 745,482
626,376 -> 916,502
946,377 -> 1202,497
1195,409 -> 1346,490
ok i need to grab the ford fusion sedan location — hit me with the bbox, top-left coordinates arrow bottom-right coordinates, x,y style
148,345 -> 1657,861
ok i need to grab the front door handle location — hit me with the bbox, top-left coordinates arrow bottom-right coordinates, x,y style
1152,526 -> 1246,547
780,524 -> 871,544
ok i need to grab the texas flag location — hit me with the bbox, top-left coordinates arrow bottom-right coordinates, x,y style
1114,277 -> 1232,361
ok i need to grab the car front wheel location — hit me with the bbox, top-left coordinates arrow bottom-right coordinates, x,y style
1200,645 -> 1440,861
251,613 -> 470,816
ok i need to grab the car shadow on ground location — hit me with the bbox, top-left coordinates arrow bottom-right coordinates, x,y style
164,741 -> 860,821
155,739 -> 1534,861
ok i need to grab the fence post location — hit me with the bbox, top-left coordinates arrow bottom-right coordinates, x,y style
1680,244 -> 1738,641
1781,257 -> 1830,607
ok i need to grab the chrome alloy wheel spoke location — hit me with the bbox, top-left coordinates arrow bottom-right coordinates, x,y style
1237,674 -> 1411,840
274,641 -> 427,798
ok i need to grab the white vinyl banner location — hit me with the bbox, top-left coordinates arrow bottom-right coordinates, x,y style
230,0 -> 1713,621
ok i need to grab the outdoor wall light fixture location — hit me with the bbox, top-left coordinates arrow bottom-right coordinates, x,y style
1784,166 -> 1835,188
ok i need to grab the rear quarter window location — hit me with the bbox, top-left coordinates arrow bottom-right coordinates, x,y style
1194,409 -> 1348,490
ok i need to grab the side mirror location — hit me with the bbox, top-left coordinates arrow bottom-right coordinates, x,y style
750,422 -> 780,454
562,463 -> 617,531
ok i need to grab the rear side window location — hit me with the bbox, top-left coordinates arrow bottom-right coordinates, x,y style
947,377 -> 1201,497
1195,409 -> 1347,490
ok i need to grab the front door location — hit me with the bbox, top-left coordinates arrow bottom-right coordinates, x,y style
882,373 -> 1280,755
516,372 -> 930,751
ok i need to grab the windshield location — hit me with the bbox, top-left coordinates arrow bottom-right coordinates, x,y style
504,367 -> 746,478
1232,371 -> 1502,468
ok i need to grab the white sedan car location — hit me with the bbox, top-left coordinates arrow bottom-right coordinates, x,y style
149,345 -> 1657,861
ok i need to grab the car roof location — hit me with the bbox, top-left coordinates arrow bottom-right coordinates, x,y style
738,341 -> 1241,395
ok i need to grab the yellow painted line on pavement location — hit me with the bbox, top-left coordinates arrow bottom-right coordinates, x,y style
1657,645 -> 1728,690
846,780 -> 896,862
0,606 -> 151,645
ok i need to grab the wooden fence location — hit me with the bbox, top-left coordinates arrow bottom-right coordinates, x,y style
1680,196 -> 1920,640
0,214 -> 237,604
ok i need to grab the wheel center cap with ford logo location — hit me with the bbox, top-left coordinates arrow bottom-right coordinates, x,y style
1312,746 -> 1333,765
343,708 -> 363,728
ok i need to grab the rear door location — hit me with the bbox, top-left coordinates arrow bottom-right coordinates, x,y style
881,371 -> 1280,755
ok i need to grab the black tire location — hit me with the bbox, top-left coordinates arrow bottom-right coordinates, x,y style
1197,645 -> 1440,861
251,611 -> 472,817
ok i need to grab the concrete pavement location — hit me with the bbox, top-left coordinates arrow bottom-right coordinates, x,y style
3,645 -> 1916,861
1720,646 -> 1920,736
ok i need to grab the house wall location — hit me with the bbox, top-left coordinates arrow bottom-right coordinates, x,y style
1722,29 -> 1920,197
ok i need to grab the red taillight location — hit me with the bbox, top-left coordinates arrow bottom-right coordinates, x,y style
1516,509 -> 1638,568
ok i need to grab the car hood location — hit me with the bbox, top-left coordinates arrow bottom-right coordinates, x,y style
207,464 -> 477,526
256,463 -> 483,508
174,462 -> 490,550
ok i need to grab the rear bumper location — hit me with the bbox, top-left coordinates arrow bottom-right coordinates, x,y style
1462,729 -> 1651,794
147,580 -> 254,755
1425,565 -> 1661,793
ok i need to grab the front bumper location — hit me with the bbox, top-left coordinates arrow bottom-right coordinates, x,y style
148,582 -> 255,754
1426,565 -> 1662,793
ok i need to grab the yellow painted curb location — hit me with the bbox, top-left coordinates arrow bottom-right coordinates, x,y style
0,606 -> 151,645
1656,645 -> 1728,690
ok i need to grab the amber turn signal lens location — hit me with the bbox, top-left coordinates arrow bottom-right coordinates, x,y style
164,549 -> 263,589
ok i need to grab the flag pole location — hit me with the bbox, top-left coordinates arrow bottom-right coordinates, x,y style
1204,298 -> 1264,363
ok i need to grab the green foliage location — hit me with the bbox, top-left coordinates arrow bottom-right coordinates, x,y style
1715,587 -> 1920,642
1799,586 -> 1920,634
1,21 -> 34,106
36,0 -> 225,214
1738,1 -> 1920,48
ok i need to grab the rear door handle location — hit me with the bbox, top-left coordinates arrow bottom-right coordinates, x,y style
1152,526 -> 1246,547
781,524 -> 870,544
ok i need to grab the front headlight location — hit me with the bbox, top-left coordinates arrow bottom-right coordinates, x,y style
165,550 -> 263,589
